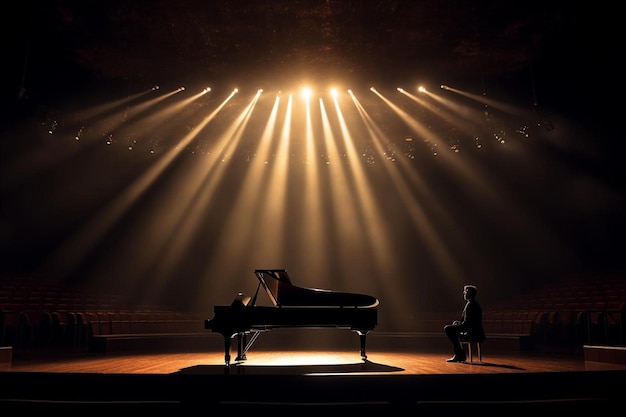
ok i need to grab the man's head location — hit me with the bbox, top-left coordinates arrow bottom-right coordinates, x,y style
463,285 -> 478,299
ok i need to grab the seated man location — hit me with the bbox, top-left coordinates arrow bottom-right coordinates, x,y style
443,284 -> 486,362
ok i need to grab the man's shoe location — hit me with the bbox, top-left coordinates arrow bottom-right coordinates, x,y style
446,355 -> 466,363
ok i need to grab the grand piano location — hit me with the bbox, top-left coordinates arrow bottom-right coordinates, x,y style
205,268 -> 379,366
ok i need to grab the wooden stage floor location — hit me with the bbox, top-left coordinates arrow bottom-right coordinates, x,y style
4,348 -> 625,375
2,345 -> 625,413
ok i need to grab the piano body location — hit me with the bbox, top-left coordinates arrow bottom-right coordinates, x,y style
205,269 -> 379,366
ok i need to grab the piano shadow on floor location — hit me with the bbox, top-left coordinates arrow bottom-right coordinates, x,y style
175,359 -> 404,375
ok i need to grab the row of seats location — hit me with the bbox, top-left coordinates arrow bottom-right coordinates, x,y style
0,308 -> 209,351
0,290 -> 156,317
483,272 -> 626,346
486,308 -> 625,346
488,273 -> 626,311
1,276 -> 204,350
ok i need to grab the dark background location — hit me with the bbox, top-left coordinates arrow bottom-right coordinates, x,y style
2,1 -> 624,328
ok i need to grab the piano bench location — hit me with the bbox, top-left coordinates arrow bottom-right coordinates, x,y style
459,333 -> 483,363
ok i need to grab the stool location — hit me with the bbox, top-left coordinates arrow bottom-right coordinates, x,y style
459,333 -> 482,362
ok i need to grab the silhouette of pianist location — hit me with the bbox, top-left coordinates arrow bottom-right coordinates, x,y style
444,284 -> 486,362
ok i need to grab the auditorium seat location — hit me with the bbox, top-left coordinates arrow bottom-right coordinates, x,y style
50,310 -> 74,345
20,310 -> 53,347
547,310 -> 577,344
0,310 -> 22,347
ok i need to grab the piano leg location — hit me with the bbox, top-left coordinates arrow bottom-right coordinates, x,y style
356,330 -> 369,361
222,334 -> 231,366
235,332 -> 247,361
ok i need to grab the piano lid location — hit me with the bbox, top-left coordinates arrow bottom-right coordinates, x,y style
253,269 -> 379,308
